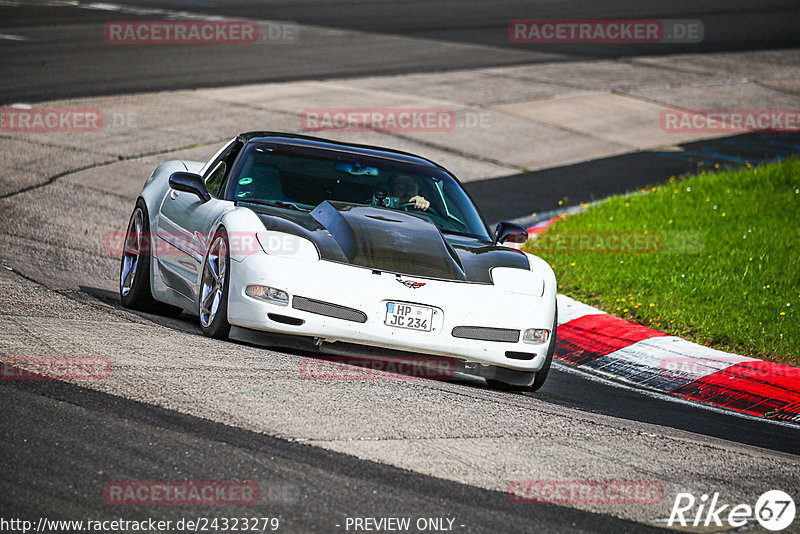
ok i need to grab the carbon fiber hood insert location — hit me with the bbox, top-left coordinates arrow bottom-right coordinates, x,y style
310,201 -> 466,280
247,201 -> 529,283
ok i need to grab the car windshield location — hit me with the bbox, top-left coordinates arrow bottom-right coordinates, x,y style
226,142 -> 490,239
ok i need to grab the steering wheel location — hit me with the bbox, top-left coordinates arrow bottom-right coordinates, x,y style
399,202 -> 443,218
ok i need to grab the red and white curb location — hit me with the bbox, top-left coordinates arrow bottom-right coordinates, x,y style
516,215 -> 800,423
555,295 -> 800,423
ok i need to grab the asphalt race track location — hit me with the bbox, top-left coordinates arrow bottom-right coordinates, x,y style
466,132 -> 800,223
1,367 -> 670,533
1,1 -> 800,532
1,0 -> 799,102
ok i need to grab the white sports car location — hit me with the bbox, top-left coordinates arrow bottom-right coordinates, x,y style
120,132 -> 557,390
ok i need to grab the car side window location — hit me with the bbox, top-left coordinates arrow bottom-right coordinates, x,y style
204,141 -> 243,198
204,161 -> 227,197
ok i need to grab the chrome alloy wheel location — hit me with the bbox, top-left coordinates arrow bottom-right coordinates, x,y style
120,207 -> 144,297
199,235 -> 227,328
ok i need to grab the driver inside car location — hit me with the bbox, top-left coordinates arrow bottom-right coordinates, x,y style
382,174 -> 430,210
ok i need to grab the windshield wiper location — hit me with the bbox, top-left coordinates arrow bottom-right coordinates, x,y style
237,199 -> 308,212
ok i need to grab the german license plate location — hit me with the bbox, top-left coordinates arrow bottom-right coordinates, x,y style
385,302 -> 433,332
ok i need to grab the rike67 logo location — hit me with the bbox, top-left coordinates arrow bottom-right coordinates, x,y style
668,490 -> 795,531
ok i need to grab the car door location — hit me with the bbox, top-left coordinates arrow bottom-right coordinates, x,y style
155,140 -> 242,302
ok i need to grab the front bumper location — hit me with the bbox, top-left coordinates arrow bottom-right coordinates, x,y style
227,253 -> 556,372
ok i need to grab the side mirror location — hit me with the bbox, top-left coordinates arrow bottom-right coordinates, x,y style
494,221 -> 529,245
168,171 -> 211,203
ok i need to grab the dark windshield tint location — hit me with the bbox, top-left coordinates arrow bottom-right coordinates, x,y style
226,143 -> 490,239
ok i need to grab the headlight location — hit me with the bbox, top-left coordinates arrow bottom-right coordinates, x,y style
523,328 -> 549,344
245,285 -> 289,306
256,231 -> 319,261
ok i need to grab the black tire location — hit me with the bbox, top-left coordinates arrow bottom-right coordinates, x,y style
486,305 -> 558,392
528,306 -> 558,392
485,377 -> 530,391
199,228 -> 232,339
119,199 -> 183,317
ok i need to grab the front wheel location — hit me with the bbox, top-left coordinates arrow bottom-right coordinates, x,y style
199,229 -> 232,339
527,306 -> 558,392
486,305 -> 558,393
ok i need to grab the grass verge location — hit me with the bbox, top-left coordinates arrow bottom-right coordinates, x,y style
524,158 -> 800,364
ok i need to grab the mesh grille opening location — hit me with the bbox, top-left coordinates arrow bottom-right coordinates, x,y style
451,326 -> 520,343
292,296 -> 367,323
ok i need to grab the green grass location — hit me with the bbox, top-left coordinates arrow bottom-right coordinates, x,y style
524,158 -> 800,364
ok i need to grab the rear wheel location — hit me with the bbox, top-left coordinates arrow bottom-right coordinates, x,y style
199,229 -> 232,339
119,199 -> 182,316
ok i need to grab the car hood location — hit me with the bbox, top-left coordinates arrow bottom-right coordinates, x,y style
245,201 -> 529,283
